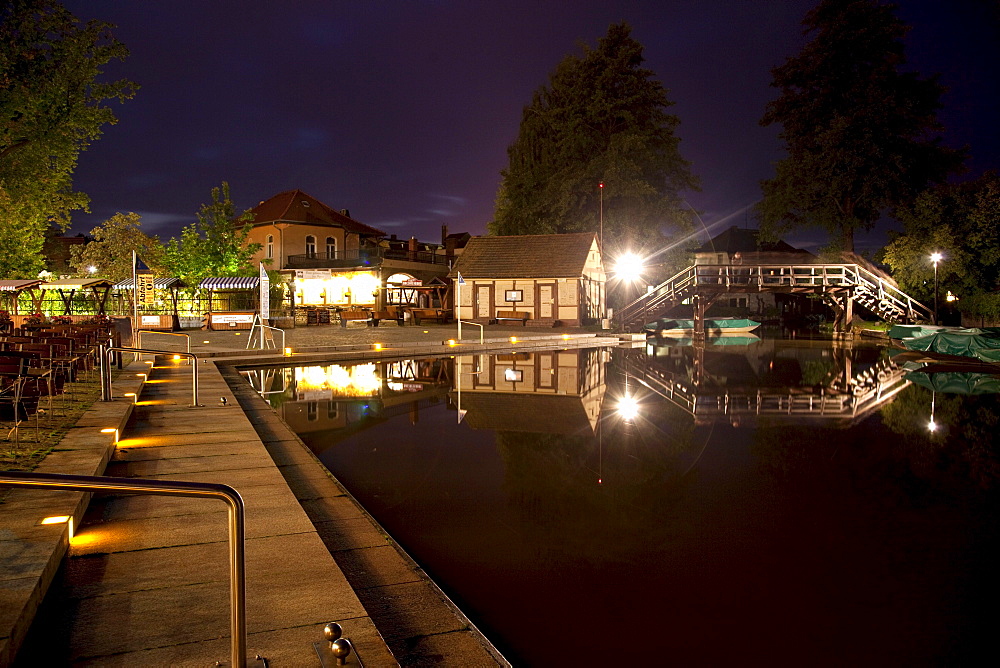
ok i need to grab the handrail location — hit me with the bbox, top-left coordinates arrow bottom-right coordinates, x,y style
136,330 -> 191,361
614,262 -> 932,327
458,320 -> 484,344
246,323 -> 285,351
100,345 -> 201,407
0,471 -> 248,668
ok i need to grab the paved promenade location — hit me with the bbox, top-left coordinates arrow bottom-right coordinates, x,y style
2,322 -> 623,666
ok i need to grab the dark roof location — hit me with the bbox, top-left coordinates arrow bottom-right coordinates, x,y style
449,233 -> 598,279
247,190 -> 386,238
695,226 -> 804,254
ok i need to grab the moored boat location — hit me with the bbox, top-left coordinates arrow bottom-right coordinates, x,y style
645,318 -> 761,338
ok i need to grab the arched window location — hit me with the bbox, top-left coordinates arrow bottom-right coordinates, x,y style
326,236 -> 337,259
266,235 -> 274,259
305,235 -> 316,258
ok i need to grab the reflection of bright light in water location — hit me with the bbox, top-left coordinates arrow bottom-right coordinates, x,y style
296,364 -> 380,396
928,419 -> 938,432
618,394 -> 639,422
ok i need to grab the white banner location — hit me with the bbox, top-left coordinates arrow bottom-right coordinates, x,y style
259,263 -> 270,320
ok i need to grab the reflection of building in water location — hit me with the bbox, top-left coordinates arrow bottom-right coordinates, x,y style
244,358 -> 452,435
625,340 -> 910,426
454,348 -> 607,434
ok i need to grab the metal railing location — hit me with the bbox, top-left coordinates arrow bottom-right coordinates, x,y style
136,330 -> 191,360
100,346 -> 201,406
615,263 -> 932,327
247,323 -> 285,351
0,471 -> 249,668
286,246 -> 451,269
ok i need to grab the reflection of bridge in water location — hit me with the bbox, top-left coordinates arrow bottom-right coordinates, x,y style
618,342 -> 911,426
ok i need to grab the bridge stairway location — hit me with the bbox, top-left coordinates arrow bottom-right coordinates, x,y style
614,263 -> 931,333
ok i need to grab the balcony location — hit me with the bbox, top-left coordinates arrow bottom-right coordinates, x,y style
285,247 -> 450,269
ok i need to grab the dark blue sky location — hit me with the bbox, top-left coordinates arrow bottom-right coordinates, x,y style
62,0 -> 999,253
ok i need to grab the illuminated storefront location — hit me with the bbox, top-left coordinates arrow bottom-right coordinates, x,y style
293,269 -> 381,307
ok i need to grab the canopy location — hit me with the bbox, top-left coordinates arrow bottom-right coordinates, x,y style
39,278 -> 114,290
198,276 -> 259,290
0,279 -> 42,291
113,277 -> 186,289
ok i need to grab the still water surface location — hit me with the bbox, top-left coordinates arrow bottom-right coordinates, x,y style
245,339 -> 999,665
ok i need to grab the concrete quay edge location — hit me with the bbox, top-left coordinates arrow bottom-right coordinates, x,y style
0,326 -> 628,666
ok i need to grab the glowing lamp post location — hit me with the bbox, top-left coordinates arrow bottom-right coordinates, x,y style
930,252 -> 942,325
614,252 -> 644,283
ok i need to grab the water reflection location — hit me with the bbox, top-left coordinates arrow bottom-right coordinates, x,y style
241,341 -> 1000,664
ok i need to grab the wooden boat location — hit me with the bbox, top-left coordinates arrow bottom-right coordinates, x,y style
645,318 -> 761,338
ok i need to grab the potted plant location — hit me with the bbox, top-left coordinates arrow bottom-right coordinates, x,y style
23,312 -> 46,327
51,315 -> 74,325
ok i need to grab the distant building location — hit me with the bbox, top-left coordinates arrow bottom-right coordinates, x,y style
693,226 -> 819,318
42,230 -> 89,275
449,233 -> 606,326
242,189 -> 461,310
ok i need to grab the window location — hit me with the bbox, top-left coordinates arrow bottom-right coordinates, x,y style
305,235 -> 316,258
326,236 -> 337,259
266,235 -> 273,259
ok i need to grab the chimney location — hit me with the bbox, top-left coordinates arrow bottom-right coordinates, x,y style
441,224 -> 448,245
340,209 -> 350,218
408,236 -> 417,260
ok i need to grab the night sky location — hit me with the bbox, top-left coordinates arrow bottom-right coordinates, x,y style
61,0 -> 999,254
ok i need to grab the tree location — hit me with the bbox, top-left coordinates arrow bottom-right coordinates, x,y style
163,182 -> 259,285
0,0 -> 137,278
881,172 -> 1000,321
68,212 -> 165,282
757,0 -> 964,252
489,22 -> 698,255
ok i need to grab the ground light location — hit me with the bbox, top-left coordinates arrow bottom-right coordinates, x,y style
100,427 -> 119,444
40,515 -> 73,539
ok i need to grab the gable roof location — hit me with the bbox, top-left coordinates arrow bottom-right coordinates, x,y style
449,233 -> 598,279
247,189 -> 386,237
695,226 -> 805,255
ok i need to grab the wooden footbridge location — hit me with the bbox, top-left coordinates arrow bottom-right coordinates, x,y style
615,263 -> 932,333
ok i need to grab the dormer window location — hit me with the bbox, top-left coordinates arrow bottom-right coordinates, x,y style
305,235 -> 316,258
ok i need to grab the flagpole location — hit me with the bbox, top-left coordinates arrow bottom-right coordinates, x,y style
132,250 -> 138,347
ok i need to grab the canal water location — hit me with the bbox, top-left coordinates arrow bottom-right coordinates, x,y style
243,338 -> 1000,665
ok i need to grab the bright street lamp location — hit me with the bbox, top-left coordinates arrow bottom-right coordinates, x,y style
614,252 -> 644,283
930,252 -> 942,325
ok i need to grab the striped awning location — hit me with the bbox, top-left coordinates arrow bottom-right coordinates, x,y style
113,277 -> 185,289
0,279 -> 42,292
198,276 -> 260,290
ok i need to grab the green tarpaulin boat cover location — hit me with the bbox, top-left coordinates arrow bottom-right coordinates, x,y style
906,370 -> 1000,395
900,328 -> 1000,362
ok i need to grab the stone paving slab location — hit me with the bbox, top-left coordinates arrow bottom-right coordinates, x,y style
1,326 -> 614,666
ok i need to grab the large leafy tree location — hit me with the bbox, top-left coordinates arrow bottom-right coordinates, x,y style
68,212 -> 165,282
758,0 -> 964,252
0,0 -> 137,278
881,172 -> 1000,321
490,22 -> 698,254
163,182 -> 259,285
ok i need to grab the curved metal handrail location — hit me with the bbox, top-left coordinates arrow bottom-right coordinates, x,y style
0,471 -> 249,668
100,345 -> 200,406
